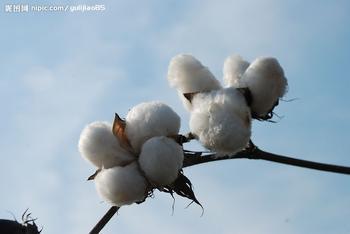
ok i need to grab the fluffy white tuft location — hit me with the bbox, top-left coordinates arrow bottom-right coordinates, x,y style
125,101 -> 181,153
190,88 -> 251,154
139,136 -> 183,186
94,162 -> 148,206
167,54 -> 221,94
223,54 -> 250,87
240,57 -> 288,117
78,121 -> 135,168
168,54 -> 222,110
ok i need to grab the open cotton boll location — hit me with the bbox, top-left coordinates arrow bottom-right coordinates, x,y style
223,54 -> 250,88
94,162 -> 148,207
78,121 -> 135,169
240,57 -> 288,117
190,87 -> 251,155
167,54 -> 222,94
125,101 -> 181,153
139,136 -> 183,186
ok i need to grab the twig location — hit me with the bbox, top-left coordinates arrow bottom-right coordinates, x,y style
252,148 -> 350,174
89,144 -> 350,233
183,146 -> 350,174
89,206 -> 120,234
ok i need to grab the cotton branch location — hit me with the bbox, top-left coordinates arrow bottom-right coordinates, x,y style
183,142 -> 350,174
89,206 -> 120,234
89,143 -> 350,233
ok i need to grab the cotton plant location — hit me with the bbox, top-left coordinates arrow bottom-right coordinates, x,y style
167,53 -> 288,154
78,54 -> 350,234
78,101 -> 199,207
78,52 -> 288,222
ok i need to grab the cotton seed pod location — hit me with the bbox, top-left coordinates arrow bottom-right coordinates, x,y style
190,87 -> 252,155
78,121 -> 135,169
139,136 -> 184,186
94,162 -> 148,207
223,54 -> 250,88
168,54 -> 221,110
125,101 -> 181,153
240,57 -> 288,117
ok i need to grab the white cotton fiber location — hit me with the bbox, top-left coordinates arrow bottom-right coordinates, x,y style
223,54 -> 250,87
94,162 -> 148,206
240,57 -> 288,117
125,101 -> 181,153
190,87 -> 251,155
167,54 -> 222,94
78,121 -> 135,169
139,136 -> 183,186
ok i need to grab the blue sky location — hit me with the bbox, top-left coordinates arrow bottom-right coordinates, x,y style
1,0 -> 350,233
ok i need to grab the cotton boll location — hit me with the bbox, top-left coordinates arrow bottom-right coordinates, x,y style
240,57 -> 288,117
167,54 -> 222,94
190,88 -> 251,155
223,54 -> 250,87
139,136 -> 183,186
78,121 -> 135,169
125,101 -> 181,153
94,162 -> 148,206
